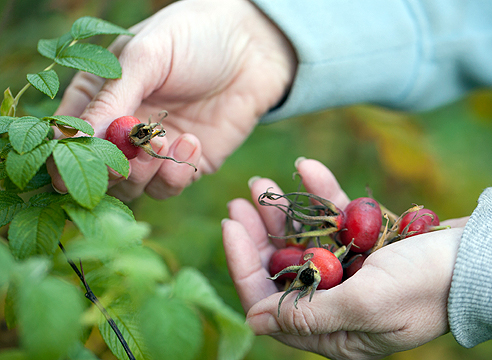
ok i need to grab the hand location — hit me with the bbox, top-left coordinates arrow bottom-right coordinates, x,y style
50,0 -> 296,201
222,158 -> 465,360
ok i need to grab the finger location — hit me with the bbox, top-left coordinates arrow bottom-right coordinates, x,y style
222,217 -> 278,312
227,198 -> 274,268
144,133 -> 201,199
248,177 -> 288,246
295,157 -> 350,210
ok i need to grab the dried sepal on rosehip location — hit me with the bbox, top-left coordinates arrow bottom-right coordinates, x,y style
258,190 -> 345,244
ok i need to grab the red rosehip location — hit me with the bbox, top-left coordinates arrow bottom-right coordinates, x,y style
105,116 -> 141,159
399,208 -> 440,237
339,197 -> 382,253
269,247 -> 304,282
299,247 -> 343,290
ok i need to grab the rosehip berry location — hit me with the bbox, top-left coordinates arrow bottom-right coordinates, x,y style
269,247 -> 304,282
299,247 -> 343,290
105,116 -> 141,159
339,197 -> 382,253
344,253 -> 367,279
399,208 -> 440,237
269,246 -> 343,316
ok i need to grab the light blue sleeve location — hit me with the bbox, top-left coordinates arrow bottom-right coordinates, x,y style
250,0 -> 492,123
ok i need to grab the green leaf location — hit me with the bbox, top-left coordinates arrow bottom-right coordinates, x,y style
99,310 -> 151,360
0,116 -> 14,133
1,88 -> 14,116
71,16 -> 133,40
71,137 -> 129,177
53,141 -> 108,209
37,32 -> 73,60
173,268 -> 254,360
26,70 -> 60,99
45,115 -> 94,136
0,191 -> 27,227
0,349 -> 28,360
6,140 -> 58,190
0,242 -> 14,287
37,38 -> 57,60
5,283 -> 18,329
139,295 -> 203,360
55,43 -> 122,79
18,275 -> 83,360
62,195 -> 135,243
9,116 -> 50,154
3,164 -> 52,194
8,203 -> 66,260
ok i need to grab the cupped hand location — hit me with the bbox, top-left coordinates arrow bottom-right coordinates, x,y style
222,158 -> 464,360
50,0 -> 296,201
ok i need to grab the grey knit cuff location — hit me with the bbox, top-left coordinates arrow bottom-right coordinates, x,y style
448,187 -> 492,348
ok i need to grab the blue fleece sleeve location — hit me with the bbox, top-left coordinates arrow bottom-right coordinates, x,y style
448,188 -> 492,348
250,0 -> 492,123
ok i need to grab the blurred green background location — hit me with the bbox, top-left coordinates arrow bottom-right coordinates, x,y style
1,0 -> 492,359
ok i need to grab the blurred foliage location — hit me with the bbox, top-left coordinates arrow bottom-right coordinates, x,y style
1,0 -> 492,359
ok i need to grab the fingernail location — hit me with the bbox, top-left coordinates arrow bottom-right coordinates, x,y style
52,183 -> 67,194
221,218 -> 229,226
294,156 -> 307,168
246,313 -> 281,335
108,167 -> 124,180
174,135 -> 196,161
247,176 -> 261,189
151,137 -> 164,150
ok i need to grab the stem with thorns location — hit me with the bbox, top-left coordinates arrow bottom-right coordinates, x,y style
58,242 -> 136,360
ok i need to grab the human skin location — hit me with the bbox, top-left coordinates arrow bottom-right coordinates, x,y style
48,0 -> 296,201
222,158 -> 467,360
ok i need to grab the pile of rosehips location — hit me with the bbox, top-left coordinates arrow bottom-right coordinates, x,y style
259,189 -> 448,316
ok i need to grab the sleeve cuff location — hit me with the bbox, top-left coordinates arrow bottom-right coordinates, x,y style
448,187 -> 492,348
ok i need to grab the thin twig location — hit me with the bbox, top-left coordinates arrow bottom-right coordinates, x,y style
58,242 -> 136,360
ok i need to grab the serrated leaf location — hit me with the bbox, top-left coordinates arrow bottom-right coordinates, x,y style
53,141 -> 108,209
0,116 -> 14,133
45,115 -> 95,136
64,210 -> 143,263
37,38 -> 57,60
139,295 -> 203,360
3,164 -> 52,194
6,140 -> 58,190
26,70 -> 60,99
0,191 -> 27,227
71,16 -> 133,40
63,195 -> 135,241
71,137 -> 129,177
173,268 -> 254,360
1,88 -> 14,116
99,309 -> 151,360
55,43 -> 122,79
18,276 -> 83,360
37,32 -> 73,60
8,203 -> 66,260
9,116 -> 50,154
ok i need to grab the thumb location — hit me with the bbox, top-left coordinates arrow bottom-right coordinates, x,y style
246,277 -> 377,336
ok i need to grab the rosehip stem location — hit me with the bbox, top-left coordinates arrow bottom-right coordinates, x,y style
58,242 -> 136,360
